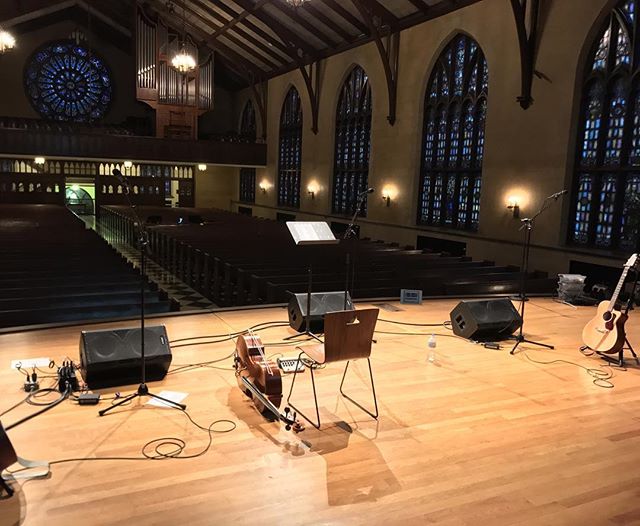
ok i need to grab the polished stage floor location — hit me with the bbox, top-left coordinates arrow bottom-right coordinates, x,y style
0,298 -> 639,526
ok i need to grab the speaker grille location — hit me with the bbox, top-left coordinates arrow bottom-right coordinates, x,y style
79,326 -> 171,388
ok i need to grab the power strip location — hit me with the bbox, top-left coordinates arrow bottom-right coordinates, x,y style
277,356 -> 305,374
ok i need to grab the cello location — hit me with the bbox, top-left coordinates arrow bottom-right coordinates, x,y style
234,333 -> 303,432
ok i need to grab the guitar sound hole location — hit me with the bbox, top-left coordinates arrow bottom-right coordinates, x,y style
603,311 -> 612,321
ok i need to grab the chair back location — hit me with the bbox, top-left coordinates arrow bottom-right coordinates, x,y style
322,308 -> 379,363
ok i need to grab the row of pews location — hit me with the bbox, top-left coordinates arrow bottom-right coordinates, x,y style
100,206 -> 557,307
0,205 -> 178,329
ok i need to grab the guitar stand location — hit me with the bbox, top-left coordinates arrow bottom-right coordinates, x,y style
597,338 -> 640,367
599,268 -> 640,367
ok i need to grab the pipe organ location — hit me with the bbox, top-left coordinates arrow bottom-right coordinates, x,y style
136,6 -> 214,140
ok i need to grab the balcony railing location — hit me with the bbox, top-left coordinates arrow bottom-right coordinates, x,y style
0,127 -> 266,166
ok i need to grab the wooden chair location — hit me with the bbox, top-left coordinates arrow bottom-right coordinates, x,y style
287,308 -> 379,429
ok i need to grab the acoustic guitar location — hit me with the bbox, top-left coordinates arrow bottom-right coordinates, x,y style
0,421 -> 17,496
582,253 -> 638,354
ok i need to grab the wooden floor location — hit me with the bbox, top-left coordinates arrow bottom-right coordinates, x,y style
0,298 -> 639,526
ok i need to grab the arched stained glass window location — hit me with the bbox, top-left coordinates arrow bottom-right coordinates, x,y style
417,34 -> 488,231
277,87 -> 302,208
332,66 -> 372,216
240,99 -> 257,142
24,40 -> 112,122
571,0 -> 640,251
239,168 -> 256,203
239,100 -> 257,203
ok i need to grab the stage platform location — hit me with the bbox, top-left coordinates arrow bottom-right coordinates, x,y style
0,298 -> 638,526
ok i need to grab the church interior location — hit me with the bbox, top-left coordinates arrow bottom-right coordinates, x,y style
0,0 -> 639,524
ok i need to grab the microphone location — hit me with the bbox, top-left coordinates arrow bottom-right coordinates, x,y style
358,187 -> 374,196
550,189 -> 568,200
112,168 -> 130,194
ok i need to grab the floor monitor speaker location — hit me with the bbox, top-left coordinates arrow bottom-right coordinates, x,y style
449,299 -> 522,341
79,326 -> 172,388
288,291 -> 353,333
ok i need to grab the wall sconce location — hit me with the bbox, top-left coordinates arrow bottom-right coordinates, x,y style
507,196 -> 520,218
34,157 -> 45,165
307,181 -> 319,199
259,180 -> 270,194
197,164 -> 207,172
381,185 -> 397,207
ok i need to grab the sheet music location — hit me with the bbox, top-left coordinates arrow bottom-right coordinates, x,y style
286,221 -> 338,245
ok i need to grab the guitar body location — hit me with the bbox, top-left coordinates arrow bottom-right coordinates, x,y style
582,300 -> 628,354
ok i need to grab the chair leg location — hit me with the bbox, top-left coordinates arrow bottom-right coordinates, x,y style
339,358 -> 379,420
286,352 -> 321,429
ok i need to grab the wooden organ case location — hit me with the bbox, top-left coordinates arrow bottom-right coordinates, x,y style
136,6 -> 214,139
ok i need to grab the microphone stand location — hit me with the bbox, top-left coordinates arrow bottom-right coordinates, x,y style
99,173 -> 186,416
510,192 -> 563,355
342,191 -> 369,310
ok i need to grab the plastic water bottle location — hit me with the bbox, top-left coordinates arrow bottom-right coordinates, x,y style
427,334 -> 436,363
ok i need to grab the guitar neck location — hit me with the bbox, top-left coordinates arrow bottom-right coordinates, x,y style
607,266 -> 631,312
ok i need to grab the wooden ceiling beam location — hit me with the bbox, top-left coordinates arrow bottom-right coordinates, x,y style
362,0 -> 399,31
148,0 -> 265,81
321,0 -> 368,35
351,0 -> 398,125
210,0 -> 272,38
270,0 -> 339,48
209,0 -> 291,57
406,0 -> 431,13
296,2 -> 354,43
510,0 -> 543,109
186,0 -> 290,65
172,0 -> 282,70
0,0 -> 72,24
231,0 -> 317,56
261,0 -> 485,85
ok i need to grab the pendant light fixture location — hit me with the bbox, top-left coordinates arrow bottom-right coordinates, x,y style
170,2 -> 196,74
0,28 -> 16,53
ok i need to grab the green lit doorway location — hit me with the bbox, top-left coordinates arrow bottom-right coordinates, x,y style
65,181 -> 95,215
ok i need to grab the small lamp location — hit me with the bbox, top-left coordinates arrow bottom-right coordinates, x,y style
307,181 -> 319,199
507,196 -> 520,219
381,185 -> 397,207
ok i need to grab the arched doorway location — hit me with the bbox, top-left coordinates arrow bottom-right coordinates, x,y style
65,184 -> 94,215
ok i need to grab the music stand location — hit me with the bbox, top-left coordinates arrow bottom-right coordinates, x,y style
286,222 -> 339,340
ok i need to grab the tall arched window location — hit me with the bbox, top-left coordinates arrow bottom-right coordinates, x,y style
571,0 -> 640,251
417,34 -> 488,231
278,87 -> 302,208
333,66 -> 372,216
239,99 -> 257,203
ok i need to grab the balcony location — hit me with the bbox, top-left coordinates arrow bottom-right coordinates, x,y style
0,126 -> 266,166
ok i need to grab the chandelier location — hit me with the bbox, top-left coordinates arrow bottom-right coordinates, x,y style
285,0 -> 310,6
0,28 -> 16,53
171,44 -> 196,73
170,2 -> 196,74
